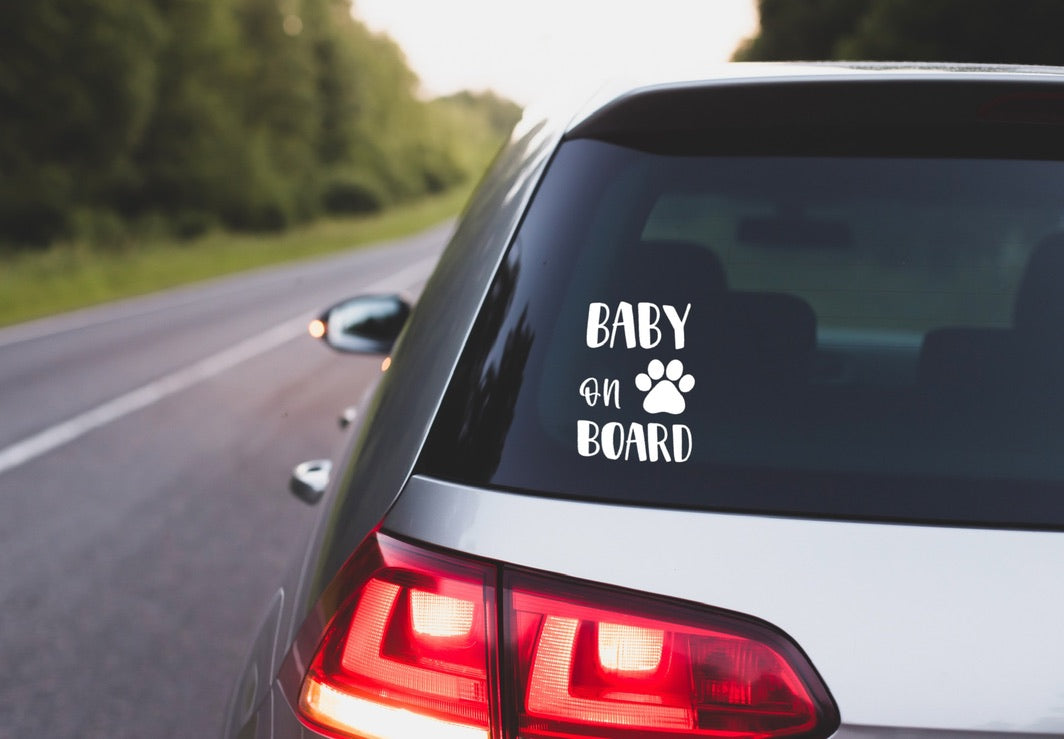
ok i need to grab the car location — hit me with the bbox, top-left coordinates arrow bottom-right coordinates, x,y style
224,62 -> 1064,739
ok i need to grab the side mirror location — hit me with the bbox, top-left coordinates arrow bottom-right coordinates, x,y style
312,294 -> 411,354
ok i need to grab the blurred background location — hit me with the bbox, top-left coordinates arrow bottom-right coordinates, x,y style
3,1 -> 1064,737
5,0 -> 1064,318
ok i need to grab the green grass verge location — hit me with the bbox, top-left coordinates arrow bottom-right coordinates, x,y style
0,185 -> 471,329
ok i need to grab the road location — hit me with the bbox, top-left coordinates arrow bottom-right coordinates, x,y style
0,224 -> 451,738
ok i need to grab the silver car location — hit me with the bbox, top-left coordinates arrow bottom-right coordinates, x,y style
225,63 -> 1064,739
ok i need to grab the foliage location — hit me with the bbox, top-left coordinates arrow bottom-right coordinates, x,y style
426,92 -> 523,187
0,185 -> 472,328
0,0 -> 519,249
735,0 -> 1064,66
0,0 -> 164,244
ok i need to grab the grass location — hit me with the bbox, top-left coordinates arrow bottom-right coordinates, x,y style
0,185 -> 471,329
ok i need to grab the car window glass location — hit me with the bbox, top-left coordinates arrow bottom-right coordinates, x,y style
420,138 -> 1064,528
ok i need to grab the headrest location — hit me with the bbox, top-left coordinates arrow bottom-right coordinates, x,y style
618,239 -> 727,300
716,291 -> 817,360
1014,232 -> 1064,335
919,326 -> 1014,387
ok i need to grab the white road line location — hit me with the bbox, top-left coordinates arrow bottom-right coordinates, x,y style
0,255 -> 438,477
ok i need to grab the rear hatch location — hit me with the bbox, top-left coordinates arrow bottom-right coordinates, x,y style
409,74 -> 1064,734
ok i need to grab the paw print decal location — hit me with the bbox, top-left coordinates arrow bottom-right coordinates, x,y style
634,359 -> 695,415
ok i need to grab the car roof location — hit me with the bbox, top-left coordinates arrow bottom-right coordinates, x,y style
515,61 -> 1064,140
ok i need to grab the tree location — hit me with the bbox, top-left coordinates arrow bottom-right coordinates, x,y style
130,0 -> 250,233
734,0 -> 873,62
0,0 -> 520,246
0,0 -> 163,243
736,0 -> 1064,66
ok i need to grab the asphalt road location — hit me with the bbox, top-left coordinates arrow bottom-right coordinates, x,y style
0,223 -> 451,738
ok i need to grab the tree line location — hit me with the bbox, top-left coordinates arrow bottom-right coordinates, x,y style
0,0 -> 520,247
736,0 -> 1064,66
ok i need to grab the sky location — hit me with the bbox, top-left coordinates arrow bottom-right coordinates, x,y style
353,0 -> 760,105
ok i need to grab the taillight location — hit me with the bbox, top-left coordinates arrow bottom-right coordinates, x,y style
507,572 -> 833,738
297,534 -> 496,739
293,533 -> 837,739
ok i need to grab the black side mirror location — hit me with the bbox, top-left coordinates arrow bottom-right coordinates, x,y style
312,294 -> 411,354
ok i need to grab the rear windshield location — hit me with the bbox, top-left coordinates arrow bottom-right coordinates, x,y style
419,137 -> 1064,528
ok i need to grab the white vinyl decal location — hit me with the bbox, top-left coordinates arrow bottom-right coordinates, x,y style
635,359 -> 695,415
585,301 -> 690,349
577,302 -> 693,462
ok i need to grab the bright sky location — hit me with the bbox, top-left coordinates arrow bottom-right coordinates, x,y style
353,0 -> 759,105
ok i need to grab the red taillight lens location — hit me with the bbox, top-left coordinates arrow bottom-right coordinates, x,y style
294,533 -> 836,739
298,533 -> 495,739
507,574 -> 832,739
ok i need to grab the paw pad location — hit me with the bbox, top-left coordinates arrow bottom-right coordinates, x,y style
635,359 -> 694,415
